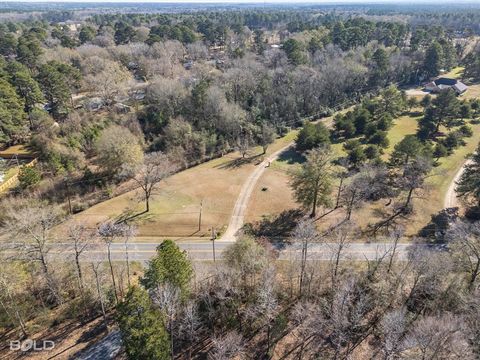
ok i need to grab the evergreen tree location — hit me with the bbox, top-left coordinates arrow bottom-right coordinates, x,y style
16,34 -> 43,70
418,89 -> 460,139
37,61 -> 81,119
79,26 -> 96,44
456,143 -> 480,207
282,38 -> 306,65
117,286 -> 170,360
141,240 -> 193,295
296,121 -> 331,151
424,42 -> 444,78
290,146 -> 333,217
370,48 -> 389,86
0,77 -> 28,146
7,61 -> 44,114
390,135 -> 425,166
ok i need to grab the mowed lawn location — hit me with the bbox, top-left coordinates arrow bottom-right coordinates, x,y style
69,130 -> 298,239
246,104 -> 480,236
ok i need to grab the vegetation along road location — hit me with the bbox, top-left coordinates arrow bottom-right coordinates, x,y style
28,241 -> 417,262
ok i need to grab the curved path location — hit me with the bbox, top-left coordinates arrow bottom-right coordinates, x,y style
220,144 -> 293,241
444,159 -> 472,209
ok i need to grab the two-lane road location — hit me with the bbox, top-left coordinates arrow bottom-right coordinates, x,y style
1,241 -> 418,262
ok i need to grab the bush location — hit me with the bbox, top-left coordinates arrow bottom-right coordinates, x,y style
296,121 -> 330,151
365,144 -> 381,160
458,125 -> 473,138
465,206 -> 480,220
18,165 -> 41,189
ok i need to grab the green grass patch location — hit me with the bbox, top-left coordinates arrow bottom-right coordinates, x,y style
383,114 -> 420,159
442,66 -> 464,79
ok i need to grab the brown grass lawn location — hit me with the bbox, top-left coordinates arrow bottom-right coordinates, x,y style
245,102 -> 480,237
69,130 -> 299,239
67,84 -> 480,240
0,144 -> 33,158
72,154 -> 257,238
245,162 -> 297,224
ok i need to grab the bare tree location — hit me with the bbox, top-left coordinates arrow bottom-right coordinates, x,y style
208,331 -> 245,360
372,157 -> 432,235
327,278 -> 370,359
446,220 -> 480,290
379,308 -> 407,360
291,301 -> 322,359
124,152 -> 175,213
151,283 -> 181,360
178,301 -> 203,360
254,265 -> 279,355
0,264 -> 28,337
236,129 -> 254,158
123,225 -> 136,287
387,226 -> 405,273
84,58 -> 132,106
292,218 -> 319,296
98,221 -> 130,304
90,260 -> 108,324
327,221 -> 355,286
258,124 -> 277,154
67,222 -> 96,293
404,247 -> 452,313
402,314 -> 472,359
4,201 -> 64,305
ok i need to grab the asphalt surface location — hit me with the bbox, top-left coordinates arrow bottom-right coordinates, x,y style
0,240 -> 419,262
220,144 -> 293,242
444,159 -> 473,209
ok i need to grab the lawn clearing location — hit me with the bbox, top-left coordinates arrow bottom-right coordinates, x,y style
383,114 -> 420,159
442,66 -> 464,79
69,131 -> 302,239
245,107 -> 480,237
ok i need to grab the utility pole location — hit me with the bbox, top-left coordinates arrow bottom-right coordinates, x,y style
198,199 -> 203,232
211,227 -> 216,263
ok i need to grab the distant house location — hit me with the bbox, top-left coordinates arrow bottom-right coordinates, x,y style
424,77 -> 468,95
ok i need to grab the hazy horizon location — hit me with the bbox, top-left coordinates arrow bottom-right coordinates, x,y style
1,0 -> 477,3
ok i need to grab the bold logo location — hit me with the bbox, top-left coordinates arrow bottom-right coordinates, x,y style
10,339 -> 55,352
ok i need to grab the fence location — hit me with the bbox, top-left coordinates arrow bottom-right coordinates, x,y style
0,158 -> 37,193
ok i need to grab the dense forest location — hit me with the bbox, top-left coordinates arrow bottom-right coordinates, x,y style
1,3 -> 480,359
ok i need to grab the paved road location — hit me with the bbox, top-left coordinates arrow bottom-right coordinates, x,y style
0,241 -> 421,262
75,330 -> 122,360
220,144 -> 293,241
444,159 -> 472,209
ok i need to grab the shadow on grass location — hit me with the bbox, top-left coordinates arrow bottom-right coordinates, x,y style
115,208 -> 153,224
245,209 -> 304,249
215,153 -> 264,170
408,110 -> 423,117
277,148 -> 305,165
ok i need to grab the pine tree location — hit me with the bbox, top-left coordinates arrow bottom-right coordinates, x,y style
456,143 -> 480,207
141,240 -> 193,296
117,286 -> 170,360
290,146 -> 333,217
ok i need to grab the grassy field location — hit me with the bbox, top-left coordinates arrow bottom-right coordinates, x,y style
246,101 -> 480,236
67,78 -> 480,240
0,145 -> 34,159
383,114 -> 420,158
68,130 -> 299,239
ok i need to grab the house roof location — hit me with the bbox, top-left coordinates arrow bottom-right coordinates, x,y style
435,77 -> 457,86
425,77 -> 468,94
453,82 -> 468,93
